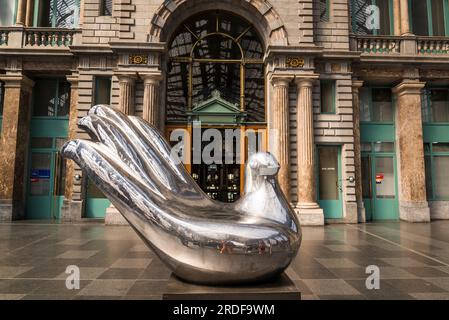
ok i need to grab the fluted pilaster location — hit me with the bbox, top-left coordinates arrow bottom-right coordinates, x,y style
118,76 -> 136,115
271,77 -> 291,201
143,75 -> 162,128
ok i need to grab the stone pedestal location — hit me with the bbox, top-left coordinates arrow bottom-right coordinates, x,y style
0,74 -> 34,221
60,199 -> 83,223
163,273 -> 301,300
352,80 -> 366,223
105,205 -> 128,225
294,78 -> 324,226
393,80 -> 430,223
270,77 -> 291,201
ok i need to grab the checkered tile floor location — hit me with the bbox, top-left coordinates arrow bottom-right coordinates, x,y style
1,221 -> 449,300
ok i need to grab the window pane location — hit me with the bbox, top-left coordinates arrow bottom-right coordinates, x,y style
373,142 -> 394,153
375,157 -> 395,199
430,89 -> 449,122
361,156 -> 372,198
57,80 -> 70,117
319,0 -> 329,22
431,0 -> 446,36
411,0 -> 429,35
94,77 -> 112,105
0,0 -> 15,26
321,81 -> 334,113
245,64 -> 265,122
361,143 -> 372,152
29,153 -> 52,196
318,147 -> 339,200
434,156 -> 449,198
50,0 -> 79,28
422,90 -> 432,123
372,88 -> 393,122
351,0 -> 374,35
433,143 -> 449,153
377,0 -> 391,35
425,155 -> 433,199
31,137 -> 53,149
56,157 -> 66,196
33,80 -> 58,116
424,143 -> 431,153
100,0 -> 113,16
360,87 -> 371,121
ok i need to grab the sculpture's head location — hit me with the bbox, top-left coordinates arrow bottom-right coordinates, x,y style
244,152 -> 280,193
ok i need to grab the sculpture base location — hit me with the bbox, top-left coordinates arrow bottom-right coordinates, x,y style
162,273 -> 301,300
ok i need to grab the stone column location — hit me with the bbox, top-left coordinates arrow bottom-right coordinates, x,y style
352,80 -> 366,223
392,80 -> 430,222
118,75 -> 136,115
142,74 -> 162,128
106,74 -> 136,225
294,78 -> 324,226
15,0 -> 27,26
0,74 -> 34,221
25,0 -> 34,27
393,0 -> 401,36
60,75 -> 83,222
271,77 -> 291,201
400,0 -> 411,35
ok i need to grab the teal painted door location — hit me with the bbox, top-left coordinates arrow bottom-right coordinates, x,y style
362,150 -> 399,220
317,146 -> 343,219
27,149 -> 65,219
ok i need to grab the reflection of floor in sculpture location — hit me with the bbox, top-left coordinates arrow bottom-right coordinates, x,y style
1,221 -> 449,300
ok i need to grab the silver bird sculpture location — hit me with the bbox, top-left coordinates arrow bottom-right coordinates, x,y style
61,105 -> 301,285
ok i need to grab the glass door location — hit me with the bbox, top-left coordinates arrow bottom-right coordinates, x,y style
317,146 -> 343,219
27,139 -> 66,219
362,142 -> 399,220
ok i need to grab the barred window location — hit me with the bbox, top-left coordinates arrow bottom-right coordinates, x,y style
100,0 -> 113,16
319,0 -> 330,22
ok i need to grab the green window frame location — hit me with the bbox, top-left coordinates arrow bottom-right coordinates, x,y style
93,76 -> 112,105
360,87 -> 395,124
422,87 -> 449,124
425,142 -> 449,200
32,0 -> 80,28
320,80 -> 336,114
409,0 -> 449,36
32,78 -> 71,119
351,0 -> 394,35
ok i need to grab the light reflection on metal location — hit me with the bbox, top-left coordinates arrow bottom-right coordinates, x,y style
61,105 -> 301,285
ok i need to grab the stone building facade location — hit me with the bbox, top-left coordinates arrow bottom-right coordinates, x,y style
0,0 -> 448,225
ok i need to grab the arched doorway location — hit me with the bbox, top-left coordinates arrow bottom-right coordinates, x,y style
165,11 -> 266,202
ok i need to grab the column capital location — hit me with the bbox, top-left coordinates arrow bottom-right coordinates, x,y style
270,75 -> 292,87
141,73 -> 163,85
116,73 -> 138,84
0,74 -> 34,91
295,78 -> 315,89
66,75 -> 79,88
392,80 -> 425,96
351,80 -> 364,89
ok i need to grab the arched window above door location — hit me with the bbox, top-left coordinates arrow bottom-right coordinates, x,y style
166,11 -> 265,123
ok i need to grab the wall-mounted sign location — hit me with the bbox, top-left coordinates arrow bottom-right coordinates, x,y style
286,57 -> 305,68
128,54 -> 148,65
376,173 -> 384,184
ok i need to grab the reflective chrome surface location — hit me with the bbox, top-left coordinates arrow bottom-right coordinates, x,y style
61,105 -> 301,285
